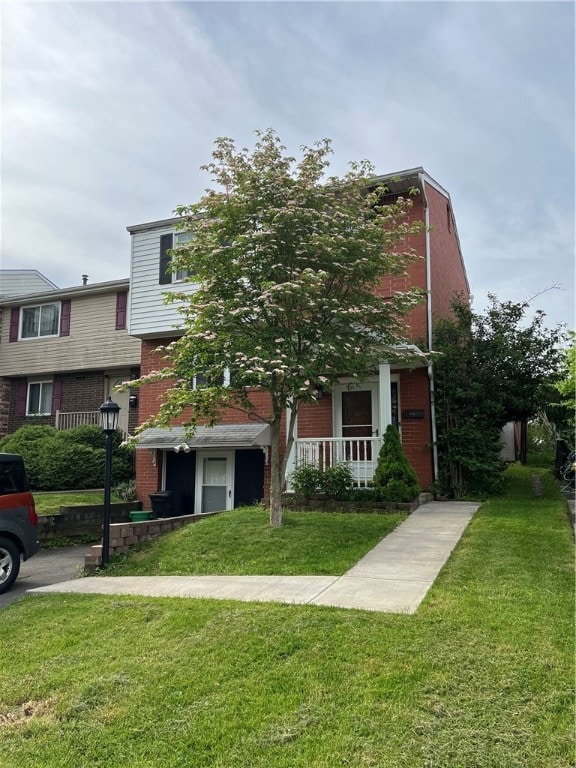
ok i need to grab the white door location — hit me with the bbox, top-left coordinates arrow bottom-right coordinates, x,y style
195,452 -> 234,514
107,373 -> 131,436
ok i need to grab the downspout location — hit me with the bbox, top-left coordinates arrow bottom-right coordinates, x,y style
419,172 -> 439,484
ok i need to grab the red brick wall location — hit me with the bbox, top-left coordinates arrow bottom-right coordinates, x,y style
135,449 -> 163,507
0,377 -> 10,439
425,182 -> 471,323
396,367 -> 433,489
375,194 -> 428,344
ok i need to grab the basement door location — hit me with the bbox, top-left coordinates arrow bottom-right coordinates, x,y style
194,452 -> 234,514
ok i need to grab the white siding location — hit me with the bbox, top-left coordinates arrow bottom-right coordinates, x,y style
128,225 -> 198,338
0,292 -> 141,376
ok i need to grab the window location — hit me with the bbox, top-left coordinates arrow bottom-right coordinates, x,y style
191,370 -> 226,389
27,381 -> 53,416
159,232 -> 192,284
173,233 -> 192,281
21,303 -> 60,339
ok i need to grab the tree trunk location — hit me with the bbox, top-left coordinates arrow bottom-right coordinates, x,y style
269,414 -> 283,526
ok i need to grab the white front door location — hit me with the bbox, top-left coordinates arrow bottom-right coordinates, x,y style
195,451 -> 234,514
106,372 -> 131,436
334,383 -> 379,440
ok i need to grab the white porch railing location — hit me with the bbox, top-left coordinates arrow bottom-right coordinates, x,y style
55,410 -> 100,430
293,437 -> 382,487
55,410 -> 129,439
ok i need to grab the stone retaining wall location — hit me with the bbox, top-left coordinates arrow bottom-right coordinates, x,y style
38,502 -> 143,544
281,494 -> 422,513
84,511 -> 220,573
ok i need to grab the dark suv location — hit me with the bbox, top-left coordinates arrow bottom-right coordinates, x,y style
0,453 -> 39,594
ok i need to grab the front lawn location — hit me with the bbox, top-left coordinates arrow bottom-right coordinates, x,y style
105,507 -> 406,576
0,465 -> 573,767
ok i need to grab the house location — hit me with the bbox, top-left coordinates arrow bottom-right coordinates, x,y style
128,168 -> 471,514
0,278 -> 141,440
0,269 -> 59,298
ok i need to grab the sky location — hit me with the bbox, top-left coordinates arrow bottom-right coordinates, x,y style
1,0 -> 574,331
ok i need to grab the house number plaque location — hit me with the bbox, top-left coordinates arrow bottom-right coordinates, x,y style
402,409 -> 425,419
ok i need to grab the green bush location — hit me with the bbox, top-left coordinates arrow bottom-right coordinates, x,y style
290,464 -> 322,495
290,463 -> 354,498
320,464 -> 354,497
35,439 -> 104,490
113,479 -> 137,502
0,424 -> 134,491
0,425 -> 58,487
373,425 -> 420,503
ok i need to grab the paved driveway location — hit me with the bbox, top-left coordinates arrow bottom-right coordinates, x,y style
0,545 -> 92,609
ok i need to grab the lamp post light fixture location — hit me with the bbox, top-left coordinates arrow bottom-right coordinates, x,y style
99,396 -> 120,567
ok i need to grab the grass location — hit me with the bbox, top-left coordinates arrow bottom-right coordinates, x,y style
0,464 -> 573,768
105,507 -> 406,576
34,490 -> 122,516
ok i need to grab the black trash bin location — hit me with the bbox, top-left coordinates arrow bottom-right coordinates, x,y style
149,491 -> 173,519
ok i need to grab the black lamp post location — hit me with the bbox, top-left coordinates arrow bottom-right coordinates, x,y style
99,396 -> 120,567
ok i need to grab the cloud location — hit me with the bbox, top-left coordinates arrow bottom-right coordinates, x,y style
1,1 -> 573,329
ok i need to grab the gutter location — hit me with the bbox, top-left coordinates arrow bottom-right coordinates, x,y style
418,172 -> 439,484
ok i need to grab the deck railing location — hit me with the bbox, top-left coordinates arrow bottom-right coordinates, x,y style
55,410 -> 100,430
293,437 -> 382,487
55,410 -> 128,439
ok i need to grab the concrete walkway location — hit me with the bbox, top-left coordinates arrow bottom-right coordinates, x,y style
28,501 -> 479,614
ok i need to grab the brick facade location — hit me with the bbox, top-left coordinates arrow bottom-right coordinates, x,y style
2,369 -> 140,438
133,171 -> 469,505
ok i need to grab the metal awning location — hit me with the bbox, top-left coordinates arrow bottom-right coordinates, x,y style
135,423 -> 271,451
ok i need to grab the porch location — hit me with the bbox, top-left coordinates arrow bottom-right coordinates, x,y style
292,437 -> 382,487
55,410 -> 128,438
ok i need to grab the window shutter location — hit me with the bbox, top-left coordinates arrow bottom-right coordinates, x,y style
9,308 -> 20,342
15,381 -> 27,417
159,233 -> 173,285
60,300 -> 71,336
115,291 -> 128,330
51,380 -> 62,415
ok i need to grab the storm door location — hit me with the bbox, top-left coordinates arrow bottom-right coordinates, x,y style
195,452 -> 234,514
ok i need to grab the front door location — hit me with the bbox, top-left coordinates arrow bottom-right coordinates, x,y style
106,372 -> 131,437
335,383 -> 379,458
195,452 -> 234,514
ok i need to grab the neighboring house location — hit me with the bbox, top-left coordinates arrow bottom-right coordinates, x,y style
0,269 -> 58,298
0,279 -> 141,440
128,167 -> 471,515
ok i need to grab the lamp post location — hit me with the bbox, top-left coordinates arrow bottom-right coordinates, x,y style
99,396 -> 120,567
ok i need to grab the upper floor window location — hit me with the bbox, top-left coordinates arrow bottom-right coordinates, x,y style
159,232 -> 192,285
173,233 -> 192,282
21,303 -> 60,339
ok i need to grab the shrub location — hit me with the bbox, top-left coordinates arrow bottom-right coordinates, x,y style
290,463 -> 354,498
0,424 -> 134,491
290,464 -> 322,496
35,439 -> 104,490
320,464 -> 354,497
0,425 -> 58,487
113,479 -> 137,502
373,425 -> 420,503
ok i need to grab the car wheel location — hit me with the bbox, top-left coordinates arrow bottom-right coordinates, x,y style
0,537 -> 20,595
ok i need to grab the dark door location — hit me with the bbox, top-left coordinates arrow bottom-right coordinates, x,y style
165,452 -> 196,515
341,390 -> 374,460
234,450 -> 265,507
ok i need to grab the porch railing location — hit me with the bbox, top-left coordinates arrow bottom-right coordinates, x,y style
55,410 -> 100,430
293,437 -> 382,487
55,410 -> 128,439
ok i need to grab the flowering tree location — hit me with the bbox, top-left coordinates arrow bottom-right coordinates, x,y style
138,130 -> 424,525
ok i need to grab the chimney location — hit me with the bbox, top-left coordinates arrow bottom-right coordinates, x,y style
82,275 -> 88,286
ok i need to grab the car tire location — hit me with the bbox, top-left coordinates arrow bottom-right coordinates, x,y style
0,537 -> 20,595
